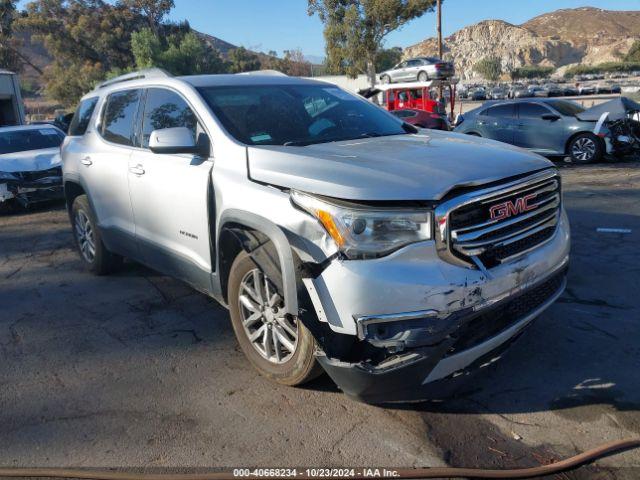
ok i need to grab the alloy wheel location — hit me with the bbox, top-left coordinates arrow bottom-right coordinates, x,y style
572,137 -> 596,162
74,210 -> 96,263
238,268 -> 298,364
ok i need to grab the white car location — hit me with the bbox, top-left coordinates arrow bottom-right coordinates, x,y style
0,124 -> 65,207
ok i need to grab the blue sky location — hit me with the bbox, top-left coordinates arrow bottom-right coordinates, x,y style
17,0 -> 640,59
169,0 -> 639,59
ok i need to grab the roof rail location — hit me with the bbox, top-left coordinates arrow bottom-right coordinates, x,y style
97,68 -> 172,89
237,70 -> 288,77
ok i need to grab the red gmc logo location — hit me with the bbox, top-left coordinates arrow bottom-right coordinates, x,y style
490,194 -> 538,221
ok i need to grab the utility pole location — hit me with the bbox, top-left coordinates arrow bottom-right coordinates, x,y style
437,0 -> 443,60
436,0 -> 443,102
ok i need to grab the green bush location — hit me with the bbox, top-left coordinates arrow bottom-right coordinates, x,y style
510,66 -> 554,80
564,62 -> 640,78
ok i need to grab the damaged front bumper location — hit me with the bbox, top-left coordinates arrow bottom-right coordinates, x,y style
317,265 -> 567,403
0,167 -> 63,207
303,210 -> 570,403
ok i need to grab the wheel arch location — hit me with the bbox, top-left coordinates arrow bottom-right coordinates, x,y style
217,210 -> 299,316
64,180 -> 86,214
564,130 -> 604,156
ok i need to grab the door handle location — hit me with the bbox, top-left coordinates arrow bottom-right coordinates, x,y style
129,165 -> 145,176
81,157 -> 92,166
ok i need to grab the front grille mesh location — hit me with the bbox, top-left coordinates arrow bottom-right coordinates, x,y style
448,173 -> 561,267
447,269 -> 566,354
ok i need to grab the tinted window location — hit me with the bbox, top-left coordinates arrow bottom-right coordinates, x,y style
141,88 -> 198,148
546,100 -> 585,117
68,97 -> 98,136
407,60 -> 421,67
101,90 -> 141,146
485,104 -> 515,118
519,103 -> 550,119
0,128 -> 64,154
197,84 -> 406,146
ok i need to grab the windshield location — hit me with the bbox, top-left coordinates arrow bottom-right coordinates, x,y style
0,128 -> 64,155
197,84 -> 407,146
547,100 -> 586,116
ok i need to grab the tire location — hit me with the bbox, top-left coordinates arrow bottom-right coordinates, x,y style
418,71 -> 428,82
381,75 -> 391,84
71,195 -> 122,275
568,133 -> 603,164
228,251 -> 322,386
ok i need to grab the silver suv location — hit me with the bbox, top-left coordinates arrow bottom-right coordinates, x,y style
62,68 -> 570,403
379,57 -> 455,84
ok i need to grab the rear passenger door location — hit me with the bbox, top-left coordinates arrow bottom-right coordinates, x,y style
127,87 -> 214,292
481,103 -> 516,144
79,89 -> 140,256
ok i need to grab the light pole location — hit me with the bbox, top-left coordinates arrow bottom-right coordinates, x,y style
437,0 -> 443,101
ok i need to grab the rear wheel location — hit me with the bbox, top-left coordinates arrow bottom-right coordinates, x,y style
381,75 -> 391,84
228,251 -> 322,386
418,71 -> 429,82
71,195 -> 122,275
569,133 -> 603,164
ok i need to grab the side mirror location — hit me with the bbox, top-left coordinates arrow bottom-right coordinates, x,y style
541,113 -> 561,121
149,127 -> 207,156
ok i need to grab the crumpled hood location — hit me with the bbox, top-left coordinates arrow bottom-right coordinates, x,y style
0,148 -> 62,173
247,131 -> 553,201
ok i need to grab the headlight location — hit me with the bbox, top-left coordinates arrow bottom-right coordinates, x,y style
0,172 -> 18,181
291,190 -> 432,259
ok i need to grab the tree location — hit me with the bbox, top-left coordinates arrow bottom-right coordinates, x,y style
0,0 -> 21,72
510,65 -> 553,81
625,40 -> 640,63
17,0 -> 143,105
120,0 -> 174,35
131,28 -> 227,75
375,46 -> 402,73
282,49 -> 311,76
227,47 -> 261,73
308,0 -> 438,87
474,56 -> 502,82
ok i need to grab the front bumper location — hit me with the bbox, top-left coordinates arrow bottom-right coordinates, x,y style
305,209 -> 570,403
318,266 -> 567,403
0,171 -> 63,207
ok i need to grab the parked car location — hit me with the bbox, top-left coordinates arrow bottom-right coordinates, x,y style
469,88 -> 487,101
541,84 -> 564,97
0,70 -> 25,126
391,109 -> 449,130
488,87 -> 507,100
562,85 -> 579,96
454,98 -> 609,163
0,124 -> 65,208
611,84 -> 622,94
512,87 -> 531,98
529,86 -> 547,97
579,85 -> 596,95
379,57 -> 455,84
595,83 -> 613,94
62,69 -> 570,403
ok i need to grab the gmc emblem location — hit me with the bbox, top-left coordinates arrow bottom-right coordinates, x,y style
490,193 -> 538,221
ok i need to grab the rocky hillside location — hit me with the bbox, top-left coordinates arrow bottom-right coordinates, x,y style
404,7 -> 640,79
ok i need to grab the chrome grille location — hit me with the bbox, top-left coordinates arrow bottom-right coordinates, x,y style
435,170 -> 561,268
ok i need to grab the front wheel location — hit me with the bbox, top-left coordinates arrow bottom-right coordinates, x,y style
380,75 -> 391,84
228,251 -> 322,386
569,133 -> 603,164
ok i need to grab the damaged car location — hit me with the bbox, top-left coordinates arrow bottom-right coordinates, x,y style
62,69 -> 570,403
0,124 -> 65,209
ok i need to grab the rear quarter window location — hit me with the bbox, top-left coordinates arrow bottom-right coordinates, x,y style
68,97 -> 99,136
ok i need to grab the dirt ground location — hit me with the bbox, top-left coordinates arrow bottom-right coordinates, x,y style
0,162 -> 639,478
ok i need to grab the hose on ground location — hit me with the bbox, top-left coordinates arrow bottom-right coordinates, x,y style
0,438 -> 637,480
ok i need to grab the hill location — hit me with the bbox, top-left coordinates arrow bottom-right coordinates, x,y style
404,7 -> 640,79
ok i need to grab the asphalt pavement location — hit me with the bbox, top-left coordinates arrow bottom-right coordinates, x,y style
0,162 -> 638,478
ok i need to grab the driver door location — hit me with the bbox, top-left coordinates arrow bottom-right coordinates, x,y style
127,87 -> 214,292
